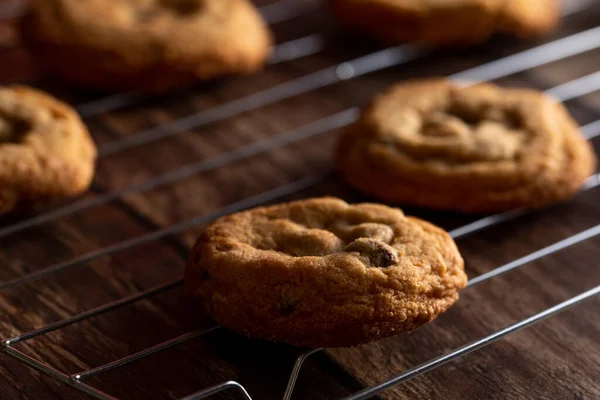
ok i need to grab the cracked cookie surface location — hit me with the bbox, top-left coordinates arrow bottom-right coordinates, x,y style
0,86 -> 96,213
21,0 -> 272,91
185,197 -> 466,348
329,0 -> 559,46
336,79 -> 597,213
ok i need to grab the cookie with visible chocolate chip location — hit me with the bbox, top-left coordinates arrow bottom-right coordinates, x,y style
185,197 -> 466,348
329,0 -> 559,46
336,78 -> 597,213
21,0 -> 272,92
0,85 -> 96,213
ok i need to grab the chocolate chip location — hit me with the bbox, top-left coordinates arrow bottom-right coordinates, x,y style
0,115 -> 30,144
330,221 -> 394,243
344,238 -> 399,268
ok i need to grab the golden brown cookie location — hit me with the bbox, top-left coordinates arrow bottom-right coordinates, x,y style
185,197 -> 466,348
336,79 -> 597,213
0,86 -> 96,213
21,0 -> 272,92
329,0 -> 559,45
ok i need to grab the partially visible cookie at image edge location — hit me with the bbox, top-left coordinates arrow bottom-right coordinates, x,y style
329,0 -> 560,45
0,85 -> 96,213
186,197 -> 467,348
336,78 -> 596,213
21,0 -> 273,92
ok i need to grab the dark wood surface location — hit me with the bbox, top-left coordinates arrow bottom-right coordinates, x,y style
1,0 -> 599,399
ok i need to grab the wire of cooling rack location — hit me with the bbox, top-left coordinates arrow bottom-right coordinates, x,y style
1,1 -> 600,399
95,45 -> 427,156
0,1 -> 327,115
60,0 -> 328,117
258,0 -> 322,25
2,29 -> 600,292
340,284 -> 600,400
0,173 -> 330,291
2,26 -> 600,242
69,0 -> 600,118
75,33 -> 328,117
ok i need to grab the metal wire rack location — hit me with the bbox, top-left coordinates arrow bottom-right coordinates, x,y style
0,0 -> 599,399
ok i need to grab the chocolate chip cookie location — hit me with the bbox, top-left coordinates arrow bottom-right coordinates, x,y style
336,79 -> 597,213
0,86 -> 96,213
329,0 -> 559,45
21,0 -> 272,92
185,197 -> 466,348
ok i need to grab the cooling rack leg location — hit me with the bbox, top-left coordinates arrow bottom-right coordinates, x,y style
282,348 -> 323,400
179,381 -> 253,400
1,344 -> 118,400
71,380 -> 119,400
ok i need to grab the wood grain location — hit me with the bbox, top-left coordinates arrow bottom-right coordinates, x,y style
0,0 -> 599,399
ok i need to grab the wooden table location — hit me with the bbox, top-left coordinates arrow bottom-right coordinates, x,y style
0,1 -> 599,399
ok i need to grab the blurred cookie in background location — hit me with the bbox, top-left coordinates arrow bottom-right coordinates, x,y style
0,85 -> 96,213
21,0 -> 273,92
329,0 -> 560,46
336,78 -> 596,213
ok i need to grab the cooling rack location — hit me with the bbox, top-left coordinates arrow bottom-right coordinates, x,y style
0,0 -> 599,399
